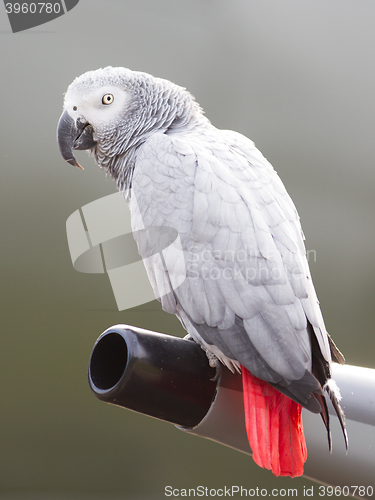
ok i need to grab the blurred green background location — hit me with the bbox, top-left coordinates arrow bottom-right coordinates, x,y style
1,1 -> 375,498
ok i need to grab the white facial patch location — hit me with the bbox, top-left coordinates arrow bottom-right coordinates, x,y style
64,84 -> 133,131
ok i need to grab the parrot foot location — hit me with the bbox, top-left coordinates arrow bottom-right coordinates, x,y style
209,358 -> 222,382
183,333 -> 221,381
205,350 -> 219,368
198,343 -> 222,381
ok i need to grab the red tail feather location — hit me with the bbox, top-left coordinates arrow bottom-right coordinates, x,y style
242,366 -> 307,477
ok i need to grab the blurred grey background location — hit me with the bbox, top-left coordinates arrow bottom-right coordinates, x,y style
1,1 -> 375,498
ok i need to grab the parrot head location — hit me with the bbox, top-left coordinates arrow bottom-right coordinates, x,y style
57,67 -> 140,170
57,67 -> 199,181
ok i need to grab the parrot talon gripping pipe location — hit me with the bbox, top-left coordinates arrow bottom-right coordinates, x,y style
58,66 -> 348,478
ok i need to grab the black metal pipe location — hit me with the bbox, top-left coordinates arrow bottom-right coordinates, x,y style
88,324 -> 217,428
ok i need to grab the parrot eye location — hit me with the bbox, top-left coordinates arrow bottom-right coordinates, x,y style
102,93 -> 114,105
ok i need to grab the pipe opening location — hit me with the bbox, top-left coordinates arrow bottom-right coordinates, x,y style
90,333 -> 128,390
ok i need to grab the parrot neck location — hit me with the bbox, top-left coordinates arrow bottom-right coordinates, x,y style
95,80 -> 209,195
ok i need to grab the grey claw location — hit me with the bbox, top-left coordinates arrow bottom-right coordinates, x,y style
210,359 -> 222,382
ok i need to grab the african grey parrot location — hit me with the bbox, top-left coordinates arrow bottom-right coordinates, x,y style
57,66 -> 347,477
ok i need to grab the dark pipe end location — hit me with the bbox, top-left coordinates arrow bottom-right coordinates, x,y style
88,325 -> 218,428
90,333 -> 128,391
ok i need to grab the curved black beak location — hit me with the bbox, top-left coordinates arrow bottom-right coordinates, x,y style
57,110 -> 97,170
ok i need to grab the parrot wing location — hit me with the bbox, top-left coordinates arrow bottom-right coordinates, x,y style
130,129 -> 330,393
128,127 -> 346,477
